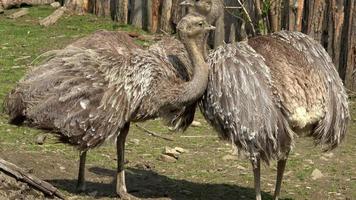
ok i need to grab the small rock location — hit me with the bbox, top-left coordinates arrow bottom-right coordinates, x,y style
305,159 -> 314,165
59,166 -> 66,171
174,147 -> 187,153
163,146 -> 180,159
35,134 -> 47,145
236,164 -> 247,170
222,155 -> 237,161
191,121 -> 202,127
130,139 -> 140,145
311,169 -> 323,180
50,2 -> 61,8
158,154 -> 177,163
323,152 -> 334,158
88,190 -> 98,197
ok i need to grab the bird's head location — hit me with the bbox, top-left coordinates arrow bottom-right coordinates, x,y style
177,14 -> 215,39
180,0 -> 213,15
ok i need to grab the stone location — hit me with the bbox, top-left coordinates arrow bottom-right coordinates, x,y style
311,169 -> 323,180
50,2 -> 60,8
130,139 -> 140,145
222,154 -> 237,161
191,120 -> 202,127
35,134 -> 47,145
163,146 -> 180,159
174,147 -> 187,153
157,154 -> 177,163
323,152 -> 334,158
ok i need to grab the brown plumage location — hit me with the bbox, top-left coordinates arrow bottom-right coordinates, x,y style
4,15 -> 214,198
199,30 -> 349,200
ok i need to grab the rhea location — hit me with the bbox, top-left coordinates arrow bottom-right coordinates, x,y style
4,14 -> 214,199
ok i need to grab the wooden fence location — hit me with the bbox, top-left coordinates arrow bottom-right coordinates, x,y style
64,0 -> 356,91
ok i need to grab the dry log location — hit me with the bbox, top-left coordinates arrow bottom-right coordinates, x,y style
65,0 -> 88,14
7,7 -> 28,19
0,158 -> 65,199
39,7 -> 66,27
1,0 -> 54,9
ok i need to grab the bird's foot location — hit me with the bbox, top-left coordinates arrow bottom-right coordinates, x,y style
117,190 -> 140,200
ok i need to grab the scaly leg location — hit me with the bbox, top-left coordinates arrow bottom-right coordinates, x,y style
116,123 -> 138,199
251,157 -> 261,200
76,150 -> 87,192
273,153 -> 289,200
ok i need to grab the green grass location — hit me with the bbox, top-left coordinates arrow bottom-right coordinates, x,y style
0,6 -> 355,200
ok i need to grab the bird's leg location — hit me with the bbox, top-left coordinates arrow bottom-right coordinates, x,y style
116,123 -> 137,199
251,157 -> 261,200
273,153 -> 289,200
76,150 -> 87,192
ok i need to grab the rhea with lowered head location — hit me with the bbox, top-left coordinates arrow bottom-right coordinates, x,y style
4,14 -> 214,199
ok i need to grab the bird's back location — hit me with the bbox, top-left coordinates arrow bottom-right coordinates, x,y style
249,31 -> 349,150
248,35 -> 327,130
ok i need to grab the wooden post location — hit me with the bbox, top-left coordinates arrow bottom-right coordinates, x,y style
344,1 -> 355,89
131,0 -> 143,28
160,0 -> 173,34
147,0 -> 159,32
327,0 -> 345,71
269,0 -> 281,32
305,0 -> 328,42
118,0 -> 128,23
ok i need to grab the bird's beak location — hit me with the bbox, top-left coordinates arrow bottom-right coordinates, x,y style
205,25 -> 216,30
180,0 -> 193,6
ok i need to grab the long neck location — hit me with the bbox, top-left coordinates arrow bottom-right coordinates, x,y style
165,35 -> 209,108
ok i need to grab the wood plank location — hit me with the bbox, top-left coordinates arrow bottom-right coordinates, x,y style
0,158 -> 65,199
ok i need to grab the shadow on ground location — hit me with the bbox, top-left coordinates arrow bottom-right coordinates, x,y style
48,167 -> 293,200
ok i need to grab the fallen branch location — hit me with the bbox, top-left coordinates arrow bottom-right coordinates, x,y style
135,124 -> 174,141
180,135 -> 218,138
7,8 -> 29,19
0,158 -> 65,199
236,0 -> 256,36
39,7 -> 66,27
